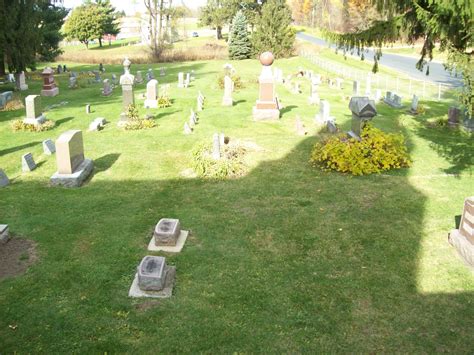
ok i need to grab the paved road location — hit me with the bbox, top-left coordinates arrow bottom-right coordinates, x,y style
296,32 -> 463,87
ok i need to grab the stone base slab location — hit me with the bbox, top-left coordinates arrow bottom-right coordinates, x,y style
144,99 -> 158,108
222,97 -> 233,107
128,266 -> 176,298
23,115 -> 46,126
253,107 -> 280,121
448,229 -> 474,270
50,159 -> 93,188
147,230 -> 189,253
41,87 -> 59,97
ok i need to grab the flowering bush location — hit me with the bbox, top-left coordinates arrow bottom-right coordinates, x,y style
310,124 -> 411,175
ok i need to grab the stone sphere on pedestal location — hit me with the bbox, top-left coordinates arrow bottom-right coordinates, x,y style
259,52 -> 274,66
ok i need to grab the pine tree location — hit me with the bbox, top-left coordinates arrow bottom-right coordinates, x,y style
228,10 -> 252,60
252,0 -> 296,58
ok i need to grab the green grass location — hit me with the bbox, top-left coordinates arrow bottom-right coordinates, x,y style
0,56 -> 473,352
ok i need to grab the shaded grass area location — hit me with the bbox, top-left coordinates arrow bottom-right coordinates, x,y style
0,57 -> 473,352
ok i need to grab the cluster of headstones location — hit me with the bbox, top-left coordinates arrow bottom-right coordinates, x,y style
129,218 -> 190,298
184,92 -> 205,135
177,71 -> 193,89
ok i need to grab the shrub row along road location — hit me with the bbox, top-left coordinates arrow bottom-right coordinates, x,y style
297,32 -> 463,87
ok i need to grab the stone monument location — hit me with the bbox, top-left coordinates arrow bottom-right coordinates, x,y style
353,80 -> 360,96
23,95 -> 46,125
0,169 -> 9,187
50,130 -> 94,187
448,107 -> 461,127
118,58 -> 135,125
252,52 -> 280,121
17,71 -> 28,91
102,79 -> 112,96
348,97 -> 377,140
448,197 -> 474,268
384,91 -> 403,108
21,153 -> 36,172
315,100 -> 334,124
135,70 -> 144,84
212,133 -> 221,160
147,218 -> 190,252
144,79 -> 159,108
410,94 -> 419,114
177,72 -> 185,88
222,75 -> 233,106
42,139 -> 56,155
308,75 -> 321,105
128,255 -> 176,298
40,67 -> 59,97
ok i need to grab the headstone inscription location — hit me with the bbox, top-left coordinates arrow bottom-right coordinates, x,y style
136,255 -> 173,292
42,139 -> 56,155
21,153 -> 36,172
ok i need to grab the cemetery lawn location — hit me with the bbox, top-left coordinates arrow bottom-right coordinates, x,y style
0,57 -> 473,352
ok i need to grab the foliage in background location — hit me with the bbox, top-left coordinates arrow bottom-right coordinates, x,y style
324,0 -> 473,118
228,10 -> 252,60
123,104 -> 156,130
36,3 -> 68,61
11,119 -> 55,132
192,142 -> 247,179
310,124 -> 411,175
217,73 -> 243,90
63,4 -> 103,49
252,0 -> 296,58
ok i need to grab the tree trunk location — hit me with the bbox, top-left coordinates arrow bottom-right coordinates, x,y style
99,37 -> 102,47
216,26 -> 222,40
0,51 -> 5,77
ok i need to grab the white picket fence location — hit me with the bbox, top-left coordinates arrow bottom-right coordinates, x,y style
299,50 -> 457,101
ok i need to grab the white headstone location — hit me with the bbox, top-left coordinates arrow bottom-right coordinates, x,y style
144,79 -> 159,108
212,133 -> 220,160
222,75 -> 233,106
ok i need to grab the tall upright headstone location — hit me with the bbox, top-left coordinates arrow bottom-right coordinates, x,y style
448,196 -> 474,268
135,70 -> 144,84
118,58 -> 135,125
308,76 -> 321,105
17,71 -> 28,91
177,72 -> 185,88
102,79 -> 112,96
23,95 -> 46,125
365,74 -> 372,96
222,75 -> 233,107
40,67 -> 59,97
212,133 -> 221,160
252,52 -> 280,121
410,94 -> 419,113
144,79 -> 159,108
50,130 -> 94,187
353,80 -> 360,96
0,169 -> 9,188
315,100 -> 333,124
348,97 -> 377,140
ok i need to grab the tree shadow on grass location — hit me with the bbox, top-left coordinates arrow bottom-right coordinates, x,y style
54,116 -> 75,127
0,141 -> 41,157
0,132 -> 472,353
280,105 -> 298,115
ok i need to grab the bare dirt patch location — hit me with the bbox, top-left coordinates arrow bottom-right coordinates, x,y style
0,237 -> 38,280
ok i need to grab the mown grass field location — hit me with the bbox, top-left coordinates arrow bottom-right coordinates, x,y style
0,53 -> 473,352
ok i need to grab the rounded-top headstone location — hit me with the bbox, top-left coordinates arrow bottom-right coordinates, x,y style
123,57 -> 131,72
259,52 -> 274,66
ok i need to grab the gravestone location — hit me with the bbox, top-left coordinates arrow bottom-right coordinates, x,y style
102,79 -> 112,96
448,107 -> 461,127
295,116 -> 307,136
93,71 -> 101,83
219,133 -> 225,146
185,73 -> 191,87
42,139 -> 56,155
197,95 -> 204,111
99,63 -> 104,73
410,94 -> 419,114
177,72 -> 185,88
448,197 -> 474,268
189,114 -> 195,128
7,73 -> 15,82
111,74 -> 118,85
22,153 -> 36,172
222,75 -> 233,106
40,67 -> 59,97
154,218 -> 181,246
68,77 -> 77,89
88,117 -> 106,131
18,71 -> 28,91
135,70 -> 144,84
57,65 -> 62,74
353,80 -> 360,96
253,52 -> 280,121
0,169 -> 10,187
23,95 -> 46,125
50,130 -> 94,187
63,65 -> 67,73
0,224 -> 9,244
384,91 -> 404,108
118,58 -> 135,125
137,255 -> 170,291
0,91 -> 13,109
308,76 -> 321,105
315,100 -> 333,124
212,133 -> 221,160
327,120 -> 337,134
348,97 -> 377,140
374,89 -> 382,101
160,67 -> 165,76
184,122 -> 192,135
144,79 -> 159,108
146,68 -> 154,82
190,109 -> 198,123
86,104 -> 91,114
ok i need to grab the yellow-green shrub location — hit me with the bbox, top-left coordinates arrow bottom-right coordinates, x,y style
310,124 -> 411,175
11,119 -> 55,132
192,142 -> 247,179
217,74 -> 244,90
123,104 -> 156,130
157,96 -> 172,108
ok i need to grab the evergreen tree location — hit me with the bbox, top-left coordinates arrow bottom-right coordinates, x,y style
37,2 -> 68,61
228,10 -> 252,60
95,0 -> 120,47
252,0 -> 295,58
325,0 -> 473,118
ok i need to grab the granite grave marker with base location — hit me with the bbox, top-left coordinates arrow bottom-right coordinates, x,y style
252,52 -> 280,121
50,130 -> 93,187
384,91 -> 404,108
22,153 -> 36,172
448,197 -> 474,269
118,58 -> 135,126
347,97 -> 377,140
144,79 -> 159,108
128,255 -> 176,298
147,218 -> 190,253
23,95 -> 46,125
40,67 -> 59,97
